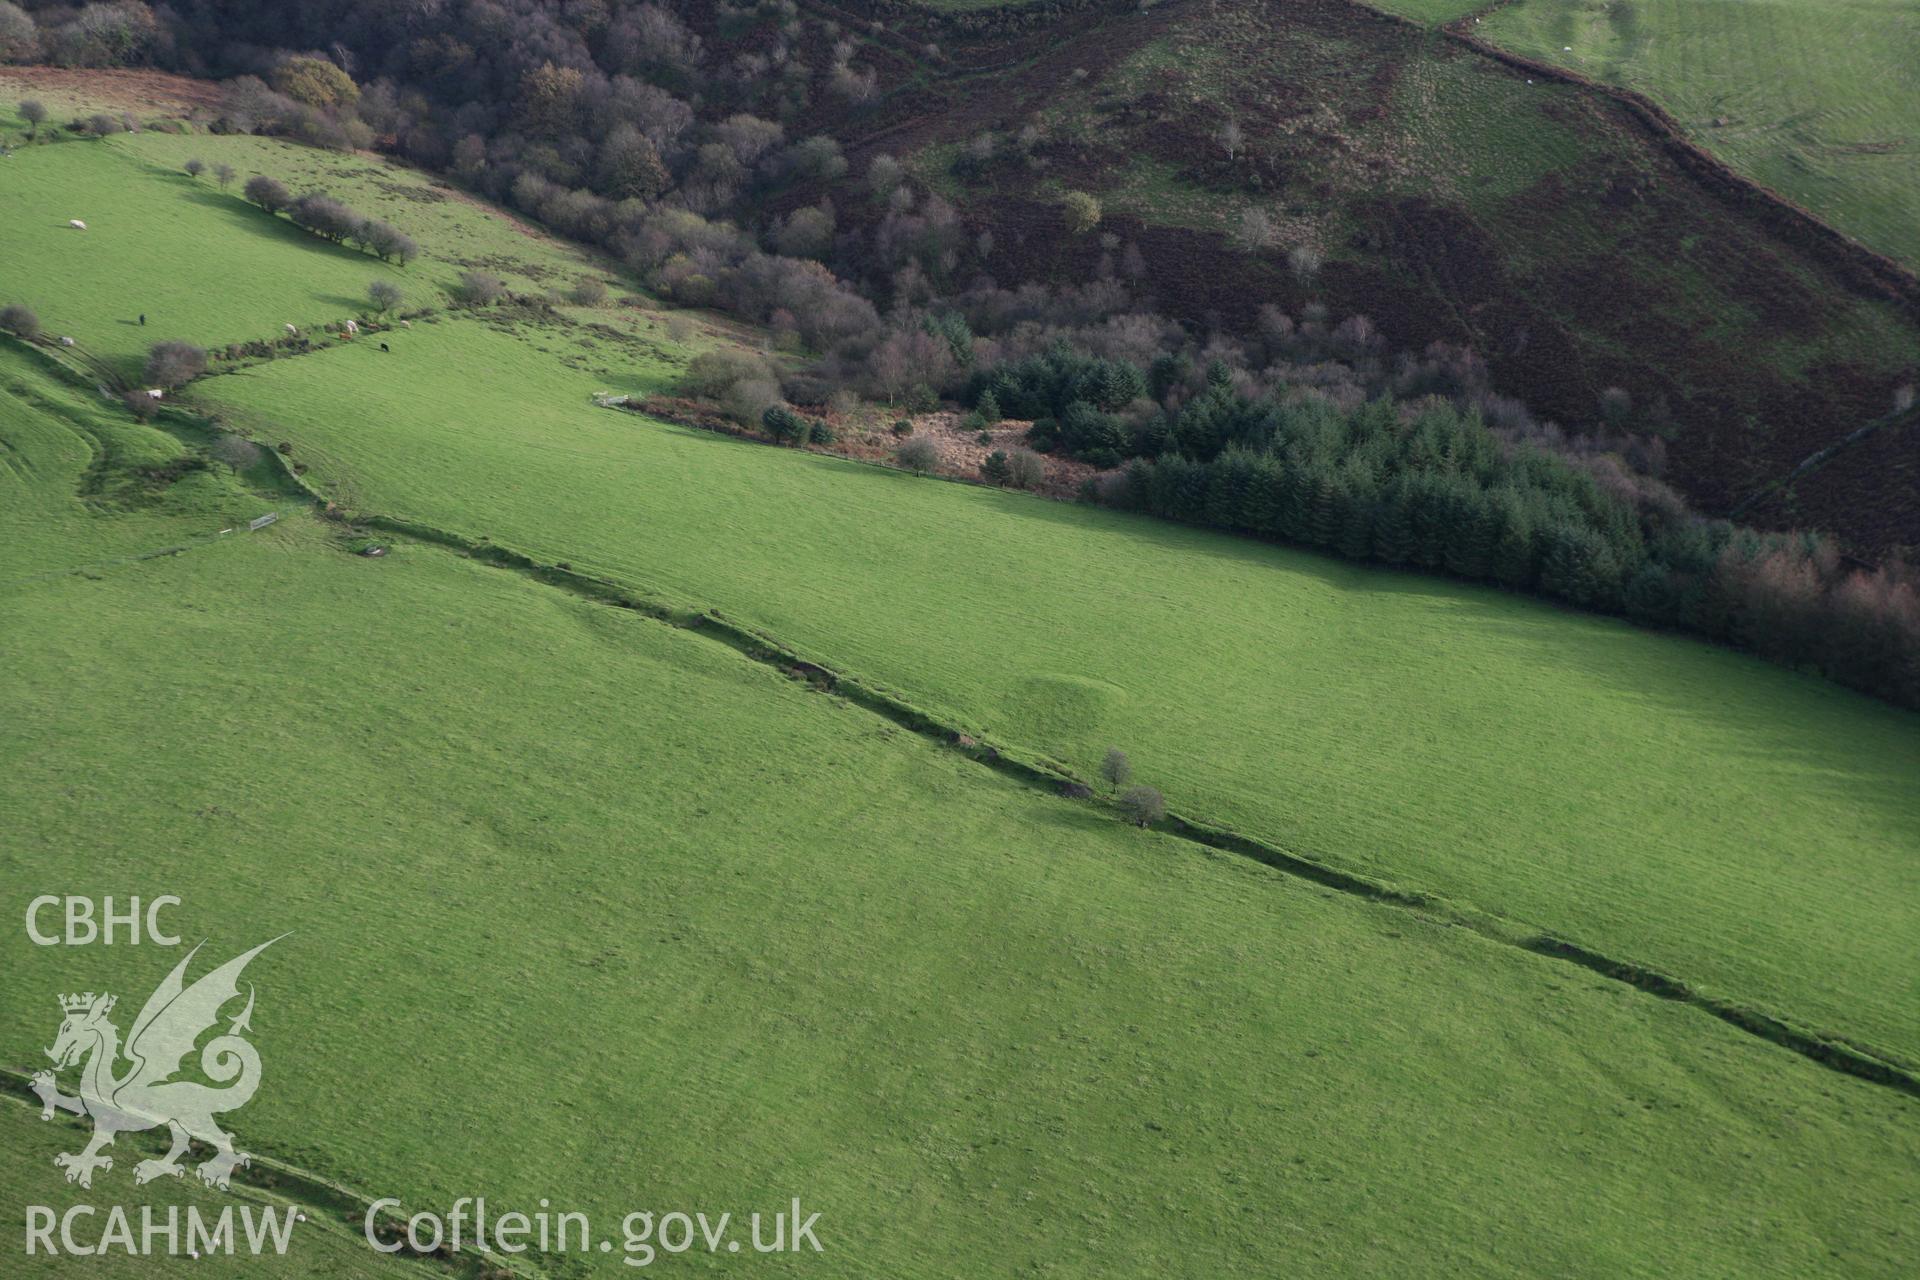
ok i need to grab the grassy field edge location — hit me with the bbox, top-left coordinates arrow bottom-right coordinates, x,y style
271,443 -> 1920,1100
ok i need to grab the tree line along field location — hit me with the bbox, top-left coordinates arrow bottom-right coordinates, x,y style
2,380 -> 1917,1278
1360,0 -> 1920,268
4,96 -> 1919,1277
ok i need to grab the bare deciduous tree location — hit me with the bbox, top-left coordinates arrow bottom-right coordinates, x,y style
1006,447 -> 1047,491
895,435 -> 939,475
1119,785 -> 1166,827
1232,207 -> 1277,252
145,340 -> 207,389
1288,243 -> 1324,284
1218,118 -> 1244,161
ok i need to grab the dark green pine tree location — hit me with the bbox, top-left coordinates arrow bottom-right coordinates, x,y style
1371,490 -> 1416,564
1240,455 -> 1283,533
1490,499 -> 1538,588
1443,487 -> 1496,580
1337,492 -> 1376,561
1307,472 -> 1344,548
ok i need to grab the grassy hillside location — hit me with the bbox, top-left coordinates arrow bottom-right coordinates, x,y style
0,344 -> 281,581
4,507 -> 1917,1277
197,316 -> 1920,1070
841,0 -> 1920,549
0,129 -> 619,376
5,87 -> 1918,1278
1367,0 -> 1920,268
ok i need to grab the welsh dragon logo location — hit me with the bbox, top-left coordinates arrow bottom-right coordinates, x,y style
30,938 -> 282,1191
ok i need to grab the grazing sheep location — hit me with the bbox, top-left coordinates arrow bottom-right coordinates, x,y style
68,219 -> 86,230
284,324 -> 298,335
59,336 -> 75,347
146,389 -> 164,400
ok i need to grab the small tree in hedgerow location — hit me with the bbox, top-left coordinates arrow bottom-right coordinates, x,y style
185,158 -> 205,179
980,450 -> 1011,486
367,280 -> 403,314
214,163 -> 236,190
1100,748 -> 1132,789
1119,785 -> 1166,828
0,303 -> 40,340
19,99 -> 46,141
243,175 -> 290,214
896,435 -> 939,475
144,340 -> 207,389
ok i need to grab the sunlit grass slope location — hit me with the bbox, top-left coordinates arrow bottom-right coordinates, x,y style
196,317 -> 1920,1068
0,129 -> 618,375
2,511 -> 1915,1277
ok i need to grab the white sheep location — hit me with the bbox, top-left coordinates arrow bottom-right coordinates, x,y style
68,219 -> 86,230
146,389 -> 164,400
284,324 -> 299,335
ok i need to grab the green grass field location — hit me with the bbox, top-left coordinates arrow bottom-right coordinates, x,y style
4,509 -> 1916,1277
0,344 -> 280,581
196,316 -> 1920,1070
4,1098 -> 394,1276
1363,0 -> 1920,266
5,93 -> 1919,1278
0,129 -> 622,377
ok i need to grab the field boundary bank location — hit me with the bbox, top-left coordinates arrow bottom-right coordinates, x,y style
343,504 -> 1920,1103
0,1073 -> 534,1278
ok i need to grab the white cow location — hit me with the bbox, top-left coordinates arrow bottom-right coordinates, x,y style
68,219 -> 86,230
